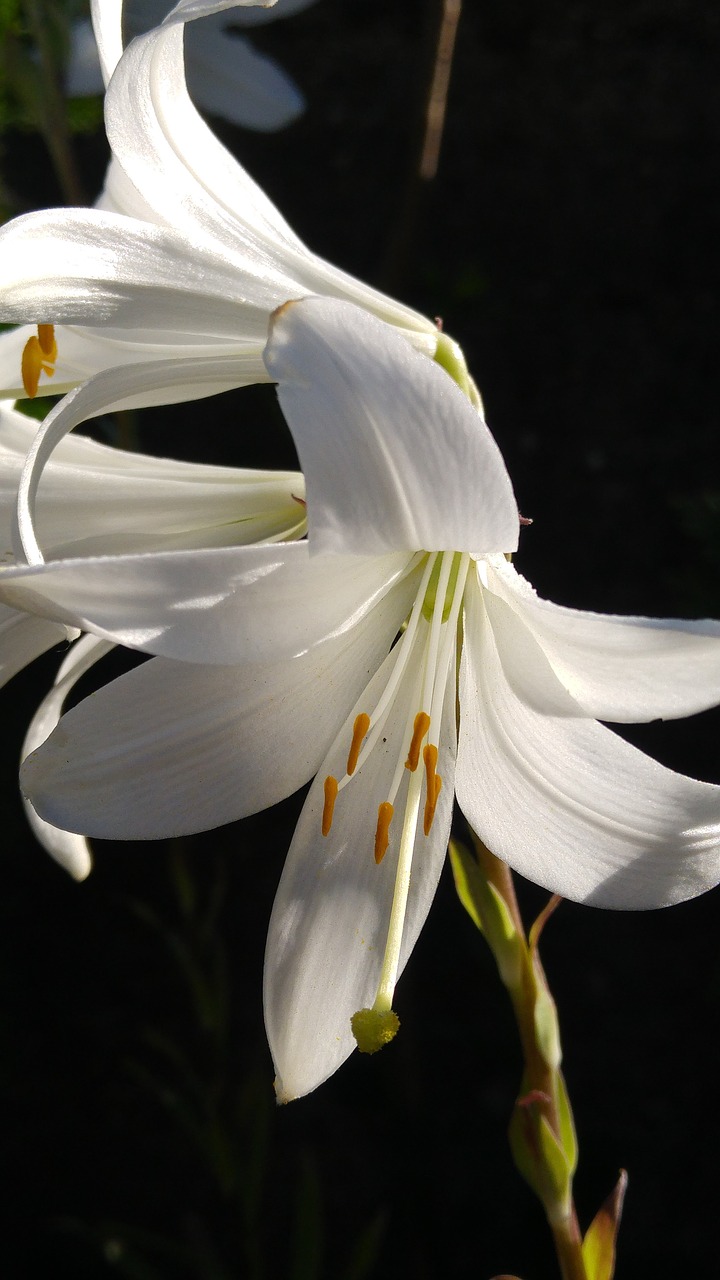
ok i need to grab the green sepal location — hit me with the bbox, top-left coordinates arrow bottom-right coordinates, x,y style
554,1070 -> 578,1178
449,840 -> 523,990
509,1091 -> 572,1225
581,1170 -> 628,1280
530,952 -> 562,1071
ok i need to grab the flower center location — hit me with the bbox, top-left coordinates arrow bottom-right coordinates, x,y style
21,324 -> 58,398
320,549 -> 470,1054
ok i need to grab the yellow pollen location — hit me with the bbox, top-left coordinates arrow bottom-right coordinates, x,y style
322,775 -> 339,836
346,712 -> 370,776
423,743 -> 442,835
405,711 -> 431,772
21,324 -> 58,398
351,1007 -> 400,1054
374,801 -> 394,864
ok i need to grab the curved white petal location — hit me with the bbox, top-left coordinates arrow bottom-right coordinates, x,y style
0,320 -> 267,403
90,0 -> 122,86
0,404 -> 304,558
185,29 -> 305,131
265,640 -> 457,1101
21,635 -> 112,879
265,298 -> 519,556
14,356 -> 274,564
456,573 -> 720,910
102,22 -> 436,337
0,208 -> 288,337
1,541 -> 419,666
0,605 -> 73,690
486,555 -> 720,723
22,580 -> 406,840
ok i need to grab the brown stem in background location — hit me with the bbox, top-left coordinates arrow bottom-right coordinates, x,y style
23,0 -> 86,205
381,0 -> 463,291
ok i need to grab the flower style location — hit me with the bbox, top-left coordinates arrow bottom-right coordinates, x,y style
0,397 -> 305,877
4,299 -> 720,1101
67,0 -> 319,132
0,1 -> 446,410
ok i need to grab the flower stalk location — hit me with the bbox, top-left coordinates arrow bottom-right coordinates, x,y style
450,834 -> 625,1280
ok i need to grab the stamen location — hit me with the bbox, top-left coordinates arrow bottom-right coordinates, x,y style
423,744 -> 442,835
351,1007 -> 400,1054
322,775 -> 339,836
405,710 -> 430,772
374,802 -> 394,864
346,712 -> 370,776
21,324 -> 57,398
37,324 -> 57,359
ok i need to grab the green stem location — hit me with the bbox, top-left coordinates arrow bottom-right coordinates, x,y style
473,840 -> 588,1280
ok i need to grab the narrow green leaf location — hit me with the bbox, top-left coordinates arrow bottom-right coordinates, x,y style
582,1170 -> 628,1280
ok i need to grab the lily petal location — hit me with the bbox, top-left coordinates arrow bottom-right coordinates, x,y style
487,555 -> 720,722
265,298 -> 519,556
102,22 -> 436,334
14,355 -> 275,564
0,318 -> 267,402
0,542 -> 418,666
21,580 -> 408,840
456,573 -> 720,910
265,642 -> 457,1101
21,635 -> 113,879
1,400 -> 304,559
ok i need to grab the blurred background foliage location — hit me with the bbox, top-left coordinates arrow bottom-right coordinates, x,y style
1,1 -> 720,1276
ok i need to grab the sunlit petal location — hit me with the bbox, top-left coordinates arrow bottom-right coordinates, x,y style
22,582 -> 407,840
265,643 -> 457,1101
265,298 -> 519,556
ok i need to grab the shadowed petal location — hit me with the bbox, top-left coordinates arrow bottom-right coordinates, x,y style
21,635 -> 113,879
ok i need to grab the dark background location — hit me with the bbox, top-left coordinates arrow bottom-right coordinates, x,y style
2,1 -> 720,1276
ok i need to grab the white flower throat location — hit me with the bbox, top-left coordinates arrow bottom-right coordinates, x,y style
321,547 -> 471,1054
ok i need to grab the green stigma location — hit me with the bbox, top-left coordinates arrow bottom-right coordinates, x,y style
351,1007 -> 401,1054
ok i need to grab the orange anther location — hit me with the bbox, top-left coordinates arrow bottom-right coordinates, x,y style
374,802 -> 394,864
346,712 -> 370,776
322,775 -> 339,836
37,324 -> 57,359
422,743 -> 442,835
405,711 -> 431,772
21,325 -> 57,398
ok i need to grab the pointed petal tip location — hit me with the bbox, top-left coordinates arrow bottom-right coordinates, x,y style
273,1076 -> 295,1105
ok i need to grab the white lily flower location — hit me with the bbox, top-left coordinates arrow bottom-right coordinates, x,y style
6,300 -> 720,1101
0,397 -> 305,877
0,6 -> 444,405
68,0 -> 318,132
